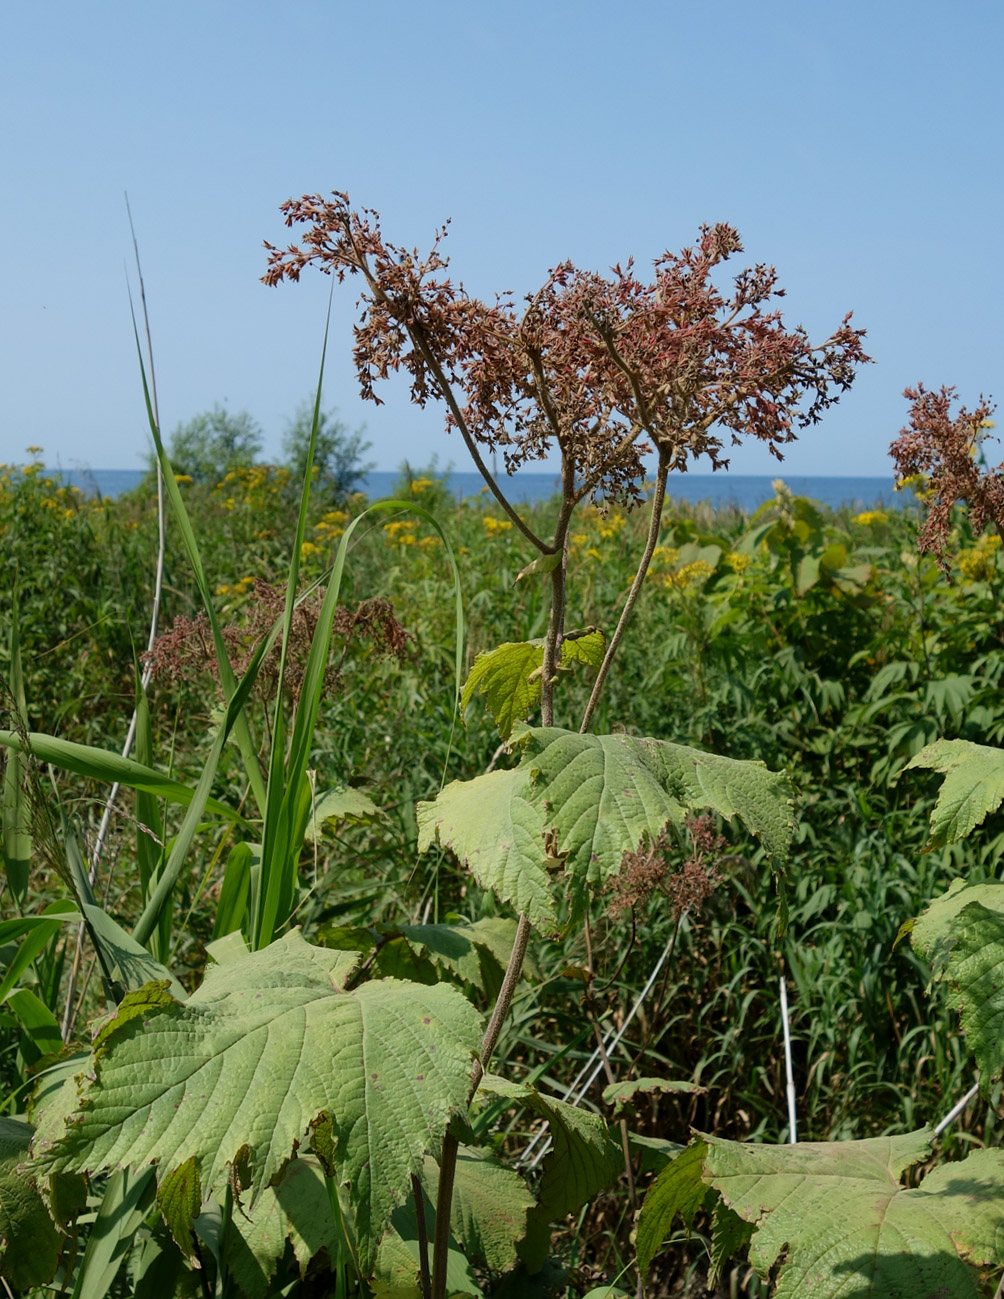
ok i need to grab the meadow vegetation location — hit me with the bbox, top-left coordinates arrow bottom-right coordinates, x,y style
2,197 -> 1003,1298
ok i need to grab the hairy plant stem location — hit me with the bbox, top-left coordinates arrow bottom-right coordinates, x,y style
412,1174 -> 432,1299
432,459 -> 573,1299
432,913 -> 534,1299
580,453 -> 670,732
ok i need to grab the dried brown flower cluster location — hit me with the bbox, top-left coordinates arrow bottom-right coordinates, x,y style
606,814 -> 727,920
889,384 -> 1001,569
143,585 -> 412,704
264,193 -> 869,508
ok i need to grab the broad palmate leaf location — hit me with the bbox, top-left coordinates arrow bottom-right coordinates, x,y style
32,930 -> 482,1268
638,1129 -> 1004,1297
905,738 -> 1004,849
519,728 -> 792,921
417,767 -> 558,935
420,729 -> 792,932
460,631 -> 605,741
909,878 -> 1004,1089
421,1146 -> 535,1273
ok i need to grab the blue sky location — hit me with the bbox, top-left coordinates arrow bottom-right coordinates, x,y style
4,0 -> 1001,477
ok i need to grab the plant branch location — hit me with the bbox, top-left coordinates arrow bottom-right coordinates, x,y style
580,453 -> 670,732
431,912 -> 533,1299
343,227 -> 551,555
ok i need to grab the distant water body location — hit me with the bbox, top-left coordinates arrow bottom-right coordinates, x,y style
51,468 -> 899,513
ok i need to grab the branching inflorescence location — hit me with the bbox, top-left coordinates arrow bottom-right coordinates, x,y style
264,193 -> 870,517
890,383 -> 1001,568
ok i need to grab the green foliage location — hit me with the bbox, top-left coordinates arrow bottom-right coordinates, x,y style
461,631 -> 605,740
36,931 -> 482,1269
910,879 -> 1004,1090
282,401 -> 373,500
162,404 -> 263,485
0,1117 -> 64,1288
639,1129 -> 1004,1297
906,738 -> 1004,849
10,207 -> 1004,1296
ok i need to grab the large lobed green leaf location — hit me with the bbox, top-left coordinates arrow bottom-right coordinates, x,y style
909,879 -> 1004,1090
638,1129 -> 1004,1297
31,930 -> 482,1269
478,1073 -> 621,1271
418,767 -> 558,935
421,1146 -> 535,1275
420,728 -> 793,933
905,738 -> 1004,849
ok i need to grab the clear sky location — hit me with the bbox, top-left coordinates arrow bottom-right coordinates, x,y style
4,0 -> 1001,477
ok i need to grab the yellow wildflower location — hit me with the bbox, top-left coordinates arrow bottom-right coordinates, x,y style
666,560 -> 715,590
482,516 -> 513,535
725,551 -> 751,573
852,510 -> 888,526
300,540 -> 321,559
173,473 -> 193,485
957,533 -> 1002,581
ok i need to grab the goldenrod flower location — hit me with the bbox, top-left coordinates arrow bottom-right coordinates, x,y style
482,516 -> 513,535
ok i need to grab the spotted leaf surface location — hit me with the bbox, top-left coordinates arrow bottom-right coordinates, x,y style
32,930 -> 482,1269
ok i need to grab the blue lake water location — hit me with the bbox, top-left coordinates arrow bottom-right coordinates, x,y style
48,467 -> 901,513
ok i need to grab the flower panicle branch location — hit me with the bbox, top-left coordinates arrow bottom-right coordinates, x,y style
263,192 -> 870,510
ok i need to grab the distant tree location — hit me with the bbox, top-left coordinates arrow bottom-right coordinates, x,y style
160,405 -> 264,485
282,402 -> 374,499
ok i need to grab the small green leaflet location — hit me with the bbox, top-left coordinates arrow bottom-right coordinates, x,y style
601,1077 -> 703,1117
910,879 -> 1004,1089
31,930 -> 482,1270
514,550 -> 563,582
460,631 -> 605,741
905,738 -> 1004,849
637,1130 -> 1004,1297
224,1155 -> 345,1299
304,784 -> 381,841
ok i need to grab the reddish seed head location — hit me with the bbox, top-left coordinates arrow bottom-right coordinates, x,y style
264,193 -> 869,507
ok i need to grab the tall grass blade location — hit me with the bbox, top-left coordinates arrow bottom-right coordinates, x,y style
69,1167 -> 157,1299
0,730 -> 245,824
2,592 -> 30,905
253,501 -> 466,949
127,293 -> 267,816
